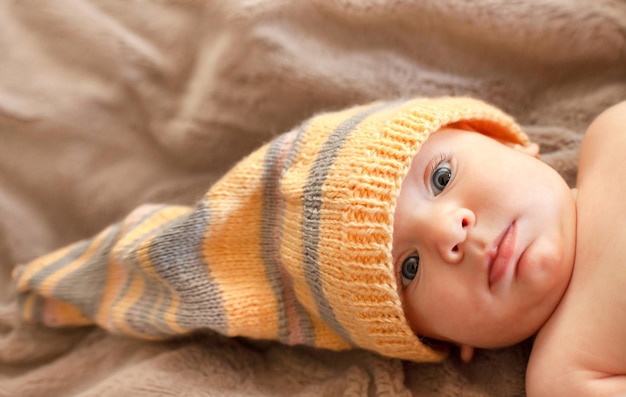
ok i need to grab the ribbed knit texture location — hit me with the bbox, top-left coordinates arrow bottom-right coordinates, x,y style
13,97 -> 528,362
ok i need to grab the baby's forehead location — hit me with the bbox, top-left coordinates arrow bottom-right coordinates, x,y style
415,126 -> 511,152
412,127 -> 477,156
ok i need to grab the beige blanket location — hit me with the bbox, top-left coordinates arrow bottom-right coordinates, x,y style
1,1 -> 624,395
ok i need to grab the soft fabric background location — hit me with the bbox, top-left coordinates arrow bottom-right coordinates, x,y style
0,1 -> 624,396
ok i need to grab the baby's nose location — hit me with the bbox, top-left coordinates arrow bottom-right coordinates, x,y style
434,208 -> 474,263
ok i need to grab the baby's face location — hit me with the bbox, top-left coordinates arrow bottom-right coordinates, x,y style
392,128 -> 576,349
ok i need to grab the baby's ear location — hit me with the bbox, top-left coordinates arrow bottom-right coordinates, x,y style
459,344 -> 475,363
505,142 -> 540,159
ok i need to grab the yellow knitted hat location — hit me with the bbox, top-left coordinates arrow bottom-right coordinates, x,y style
14,97 -> 528,362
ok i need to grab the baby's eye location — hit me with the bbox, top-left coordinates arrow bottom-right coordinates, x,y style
401,255 -> 420,288
431,161 -> 452,195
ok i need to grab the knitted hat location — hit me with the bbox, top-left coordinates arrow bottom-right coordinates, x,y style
13,97 -> 528,362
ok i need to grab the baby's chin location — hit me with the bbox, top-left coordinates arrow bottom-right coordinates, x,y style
450,300 -> 563,350
472,330 -> 536,350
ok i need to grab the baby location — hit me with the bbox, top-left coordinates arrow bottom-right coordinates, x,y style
11,97 -> 625,396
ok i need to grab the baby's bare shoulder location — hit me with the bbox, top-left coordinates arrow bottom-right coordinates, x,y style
526,101 -> 626,397
578,100 -> 626,179
526,279 -> 626,396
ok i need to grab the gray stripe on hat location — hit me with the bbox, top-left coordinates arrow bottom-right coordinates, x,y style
105,205 -> 194,336
16,292 -> 44,323
115,204 -> 174,263
282,121 -> 308,176
52,223 -> 123,320
122,219 -> 174,336
109,205 -> 182,336
261,127 -> 316,345
282,123 -> 317,344
145,200 -> 228,335
302,102 -> 399,345
261,133 -> 291,343
26,239 -> 92,291
32,294 -> 45,324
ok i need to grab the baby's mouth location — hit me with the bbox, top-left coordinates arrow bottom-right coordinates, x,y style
487,221 -> 517,287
